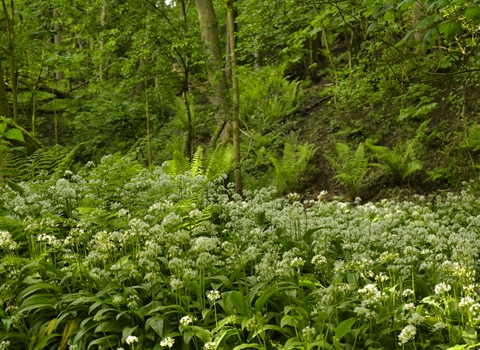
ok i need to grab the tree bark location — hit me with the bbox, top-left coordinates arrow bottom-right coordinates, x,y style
2,0 -> 18,123
227,0 -> 242,194
0,61 -> 10,118
54,8 -> 64,83
194,0 -> 230,145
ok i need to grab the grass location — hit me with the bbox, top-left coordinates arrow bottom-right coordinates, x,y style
1,153 -> 480,349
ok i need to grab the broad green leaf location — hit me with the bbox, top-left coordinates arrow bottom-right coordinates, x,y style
4,128 -> 24,142
33,333 -> 61,350
192,326 -> 211,343
335,318 -> 357,340
146,316 -> 165,337
18,296 -> 56,313
87,335 -> 119,350
439,20 -> 463,42
284,337 -> 304,350
122,325 -> 138,342
6,180 -> 25,196
229,290 -> 251,317
17,282 -> 62,300
465,6 -> 480,22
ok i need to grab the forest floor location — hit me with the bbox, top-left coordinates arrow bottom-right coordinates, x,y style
282,79 -> 480,203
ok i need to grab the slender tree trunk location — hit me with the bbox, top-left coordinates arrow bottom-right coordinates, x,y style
0,62 -> 10,118
194,0 -> 230,145
2,0 -> 18,123
100,0 -> 106,51
145,81 -> 153,166
227,0 -> 242,194
54,9 -> 64,83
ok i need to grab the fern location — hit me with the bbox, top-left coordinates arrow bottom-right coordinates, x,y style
163,150 -> 191,176
367,120 -> 427,185
326,143 -> 369,200
189,147 -> 204,177
7,145 -> 74,182
269,142 -> 316,193
205,144 -> 234,179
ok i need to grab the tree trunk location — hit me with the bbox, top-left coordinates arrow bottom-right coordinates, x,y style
54,9 -> 64,83
0,61 -> 10,118
194,0 -> 230,145
2,0 -> 18,123
227,0 -> 242,194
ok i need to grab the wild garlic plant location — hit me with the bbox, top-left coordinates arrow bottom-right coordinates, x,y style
1,153 -> 480,349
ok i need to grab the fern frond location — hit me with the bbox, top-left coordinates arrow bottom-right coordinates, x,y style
164,151 -> 191,176
7,145 -> 74,182
327,143 -> 369,200
189,146 -> 204,176
205,144 -> 233,179
269,142 -> 316,193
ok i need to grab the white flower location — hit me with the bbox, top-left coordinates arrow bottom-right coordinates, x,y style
160,337 -> 175,348
302,326 -> 316,339
459,296 -> 475,308
433,322 -> 447,331
291,257 -> 305,267
398,325 -> 416,345
434,282 -> 451,294
403,303 -> 415,311
402,289 -> 414,297
180,315 -> 195,326
126,335 -> 138,345
0,231 -> 17,250
408,312 -> 424,325
204,341 -> 216,350
207,290 -> 221,302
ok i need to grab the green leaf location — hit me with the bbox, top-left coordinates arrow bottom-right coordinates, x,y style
465,6 -> 480,22
439,20 -> 463,42
284,337 -> 304,350
122,325 -> 138,342
233,343 -> 263,350
192,326 -> 211,343
4,128 -> 24,142
146,316 -> 164,337
229,291 -> 250,317
17,282 -> 62,301
17,296 -> 56,313
335,318 -> 357,340
6,180 -> 25,196
87,335 -> 119,350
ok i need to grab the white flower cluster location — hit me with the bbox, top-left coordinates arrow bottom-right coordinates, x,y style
206,290 -> 221,302
126,335 -> 138,345
203,341 -> 216,350
434,282 -> 452,295
160,337 -> 175,348
180,315 -> 196,326
398,324 -> 416,345
0,231 -> 17,250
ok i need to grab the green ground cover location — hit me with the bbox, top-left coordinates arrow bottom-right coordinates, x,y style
1,154 -> 480,349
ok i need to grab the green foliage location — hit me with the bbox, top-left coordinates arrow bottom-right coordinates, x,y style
239,66 -> 305,125
7,145 -> 76,182
269,141 -> 316,193
367,121 -> 428,185
205,144 -> 234,179
326,143 -> 369,200
163,146 -> 233,180
0,118 -> 26,180
3,155 -> 480,348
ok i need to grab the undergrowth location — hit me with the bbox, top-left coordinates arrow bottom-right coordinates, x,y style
1,154 -> 480,349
